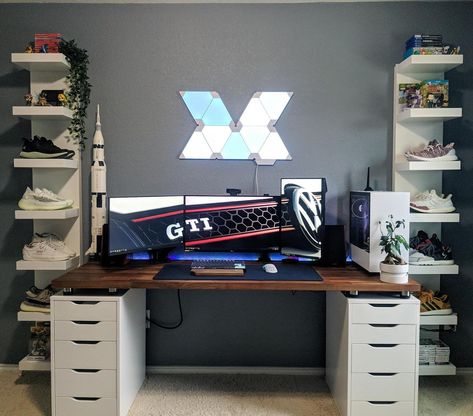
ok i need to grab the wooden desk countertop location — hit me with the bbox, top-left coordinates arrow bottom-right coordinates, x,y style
52,262 -> 421,293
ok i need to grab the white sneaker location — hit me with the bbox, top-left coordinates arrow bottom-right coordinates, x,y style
23,241 -> 71,261
32,233 -> 76,258
18,187 -> 73,211
410,190 -> 455,213
409,248 -> 435,265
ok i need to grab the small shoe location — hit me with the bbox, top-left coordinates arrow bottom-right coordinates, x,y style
23,240 -> 71,261
20,136 -> 75,159
405,140 -> 458,162
25,284 -> 58,304
419,290 -> 453,316
18,187 -> 73,211
409,249 -> 435,265
20,300 -> 50,313
410,190 -> 455,213
32,233 -> 76,258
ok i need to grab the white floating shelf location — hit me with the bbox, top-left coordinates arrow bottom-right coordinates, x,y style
16,256 -> 79,271
14,158 -> 78,169
15,208 -> 79,220
398,108 -> 462,123
17,311 -> 50,322
419,363 -> 456,376
396,160 -> 461,171
410,264 -> 459,275
410,212 -> 460,223
11,53 -> 70,72
13,106 -> 73,120
19,356 -> 50,372
420,313 -> 458,326
397,55 -> 463,74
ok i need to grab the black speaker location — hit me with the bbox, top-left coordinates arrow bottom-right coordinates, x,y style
100,223 -> 128,266
321,225 -> 346,267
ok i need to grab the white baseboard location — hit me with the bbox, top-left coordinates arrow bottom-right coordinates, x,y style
146,366 -> 325,376
456,367 -> 473,375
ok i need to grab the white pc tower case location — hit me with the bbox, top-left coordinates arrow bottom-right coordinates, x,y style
350,191 -> 410,272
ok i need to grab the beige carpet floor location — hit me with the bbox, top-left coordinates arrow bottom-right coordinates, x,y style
1,370 -> 472,416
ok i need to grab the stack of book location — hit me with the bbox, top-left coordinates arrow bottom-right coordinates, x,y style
419,338 -> 451,366
34,33 -> 62,53
403,34 -> 460,59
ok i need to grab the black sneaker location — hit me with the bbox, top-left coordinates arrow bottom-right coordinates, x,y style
20,136 -> 75,159
429,234 -> 454,264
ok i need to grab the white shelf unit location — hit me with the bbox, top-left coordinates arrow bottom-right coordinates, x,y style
17,311 -> 50,322
393,54 -> 462,377
419,363 -> 456,376
19,356 -> 51,372
420,313 -> 458,326
409,264 -> 459,275
14,158 -> 78,169
11,52 -> 83,370
396,160 -> 461,171
15,208 -> 80,220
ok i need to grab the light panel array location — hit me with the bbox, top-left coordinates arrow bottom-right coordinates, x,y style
179,91 -> 293,165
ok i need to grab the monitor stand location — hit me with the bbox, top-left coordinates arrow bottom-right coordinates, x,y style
258,252 -> 272,263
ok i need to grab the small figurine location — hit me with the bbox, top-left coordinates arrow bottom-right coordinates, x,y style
24,42 -> 34,53
24,93 -> 34,106
39,44 -> 48,53
36,92 -> 50,106
57,93 -> 68,107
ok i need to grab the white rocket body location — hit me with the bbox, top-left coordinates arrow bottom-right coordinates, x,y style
86,105 -> 107,256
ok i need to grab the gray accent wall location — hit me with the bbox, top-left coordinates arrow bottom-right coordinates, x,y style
0,2 -> 471,366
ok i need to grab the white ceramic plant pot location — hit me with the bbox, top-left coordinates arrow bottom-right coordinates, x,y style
379,262 -> 409,284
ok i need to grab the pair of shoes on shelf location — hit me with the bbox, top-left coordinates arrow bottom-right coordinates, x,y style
20,136 -> 75,159
415,287 -> 453,316
18,187 -> 73,211
410,190 -> 455,213
409,230 -> 454,265
23,233 -> 76,262
405,140 -> 457,162
20,284 -> 59,313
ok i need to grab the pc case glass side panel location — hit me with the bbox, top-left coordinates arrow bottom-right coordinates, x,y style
349,192 -> 370,253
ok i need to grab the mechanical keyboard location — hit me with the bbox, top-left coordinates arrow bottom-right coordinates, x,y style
191,260 -> 246,270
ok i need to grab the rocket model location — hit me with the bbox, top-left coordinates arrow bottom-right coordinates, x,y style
86,105 -> 107,257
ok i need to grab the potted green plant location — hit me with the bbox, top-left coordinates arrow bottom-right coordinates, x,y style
379,215 -> 409,284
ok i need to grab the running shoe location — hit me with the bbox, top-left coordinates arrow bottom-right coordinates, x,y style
32,233 -> 76,258
410,190 -> 455,213
405,140 -> 457,161
409,231 -> 454,265
418,289 -> 453,316
20,299 -> 50,313
18,187 -> 73,211
23,240 -> 71,261
409,248 -> 435,265
25,284 -> 58,305
20,136 -> 75,159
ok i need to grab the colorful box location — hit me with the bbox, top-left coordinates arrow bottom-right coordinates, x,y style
34,33 -> 62,53
420,80 -> 449,108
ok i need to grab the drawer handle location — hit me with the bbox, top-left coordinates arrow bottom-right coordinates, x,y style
368,373 -> 397,377
368,401 -> 397,405
368,324 -> 398,328
72,301 -> 100,305
72,397 -> 100,402
71,341 -> 100,345
72,321 -> 100,325
369,344 -> 398,348
368,304 -> 399,308
72,369 -> 100,373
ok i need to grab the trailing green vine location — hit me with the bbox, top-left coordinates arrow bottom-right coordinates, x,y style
59,39 -> 91,149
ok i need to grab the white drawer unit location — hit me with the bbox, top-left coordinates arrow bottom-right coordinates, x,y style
51,289 -> 146,416
326,292 -> 419,416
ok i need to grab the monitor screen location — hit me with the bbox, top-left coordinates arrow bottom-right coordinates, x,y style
280,178 -> 326,259
108,196 -> 184,256
183,196 -> 280,252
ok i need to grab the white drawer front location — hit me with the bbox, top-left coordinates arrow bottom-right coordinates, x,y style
352,344 -> 416,373
54,341 -> 116,370
55,369 -> 116,398
56,397 -> 116,416
351,401 -> 414,416
351,303 -> 418,324
55,321 -> 117,341
54,301 -> 116,322
351,324 -> 416,344
351,373 -> 415,401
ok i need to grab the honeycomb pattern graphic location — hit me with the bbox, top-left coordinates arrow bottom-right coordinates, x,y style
179,91 -> 293,165
186,205 -> 280,242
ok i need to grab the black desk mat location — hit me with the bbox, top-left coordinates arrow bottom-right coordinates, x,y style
154,264 -> 322,281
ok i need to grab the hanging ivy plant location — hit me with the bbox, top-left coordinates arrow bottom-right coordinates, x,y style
59,39 -> 91,149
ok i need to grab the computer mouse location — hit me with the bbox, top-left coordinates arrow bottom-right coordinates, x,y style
263,263 -> 278,274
